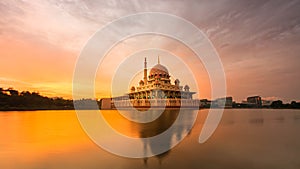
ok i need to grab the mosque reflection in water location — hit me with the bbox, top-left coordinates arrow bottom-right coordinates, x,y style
101,109 -> 197,166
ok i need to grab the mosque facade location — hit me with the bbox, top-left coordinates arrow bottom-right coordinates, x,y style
101,57 -> 200,109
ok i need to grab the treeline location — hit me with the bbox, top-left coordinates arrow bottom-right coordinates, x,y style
233,100 -> 300,109
269,100 -> 300,109
0,88 -> 74,111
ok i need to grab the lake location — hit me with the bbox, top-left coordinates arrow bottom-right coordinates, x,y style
0,109 -> 300,169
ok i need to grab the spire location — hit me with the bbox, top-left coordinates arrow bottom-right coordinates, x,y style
144,57 -> 147,69
158,55 -> 160,64
144,57 -> 148,84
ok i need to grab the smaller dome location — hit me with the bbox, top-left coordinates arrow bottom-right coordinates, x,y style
184,85 -> 190,91
130,86 -> 135,91
175,79 -> 180,85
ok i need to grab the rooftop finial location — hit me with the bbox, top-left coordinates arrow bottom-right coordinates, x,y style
158,55 -> 160,64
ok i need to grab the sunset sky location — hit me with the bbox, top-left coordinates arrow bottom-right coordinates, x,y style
0,0 -> 300,102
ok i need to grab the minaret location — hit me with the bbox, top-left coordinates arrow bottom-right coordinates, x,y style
144,57 -> 147,85
158,55 -> 160,64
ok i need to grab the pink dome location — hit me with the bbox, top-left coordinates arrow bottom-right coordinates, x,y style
149,64 -> 169,76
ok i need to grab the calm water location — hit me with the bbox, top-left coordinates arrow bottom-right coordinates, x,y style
0,109 -> 300,169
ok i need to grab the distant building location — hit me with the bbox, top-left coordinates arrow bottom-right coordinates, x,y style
200,99 -> 211,108
262,100 -> 272,107
212,97 -> 233,108
100,98 -> 113,110
247,96 -> 262,108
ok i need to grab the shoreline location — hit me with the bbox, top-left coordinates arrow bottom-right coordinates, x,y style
0,107 -> 74,112
1,107 -> 299,112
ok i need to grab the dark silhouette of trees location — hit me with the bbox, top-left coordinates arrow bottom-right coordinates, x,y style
270,100 -> 300,109
291,101 -> 300,109
0,88 -> 74,111
270,100 -> 283,108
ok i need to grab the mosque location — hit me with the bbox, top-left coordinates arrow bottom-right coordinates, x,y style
100,57 -> 200,109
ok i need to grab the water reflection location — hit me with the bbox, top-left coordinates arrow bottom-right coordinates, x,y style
294,115 -> 300,120
274,116 -> 285,122
102,109 -> 197,166
102,110 -> 180,138
1,109 -> 300,169
249,118 -> 264,124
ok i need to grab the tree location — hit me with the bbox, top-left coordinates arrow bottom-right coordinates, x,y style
271,100 -> 283,108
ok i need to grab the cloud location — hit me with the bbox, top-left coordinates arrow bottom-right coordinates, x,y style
2,0 -> 300,53
0,77 -> 33,87
0,1 -> 99,52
